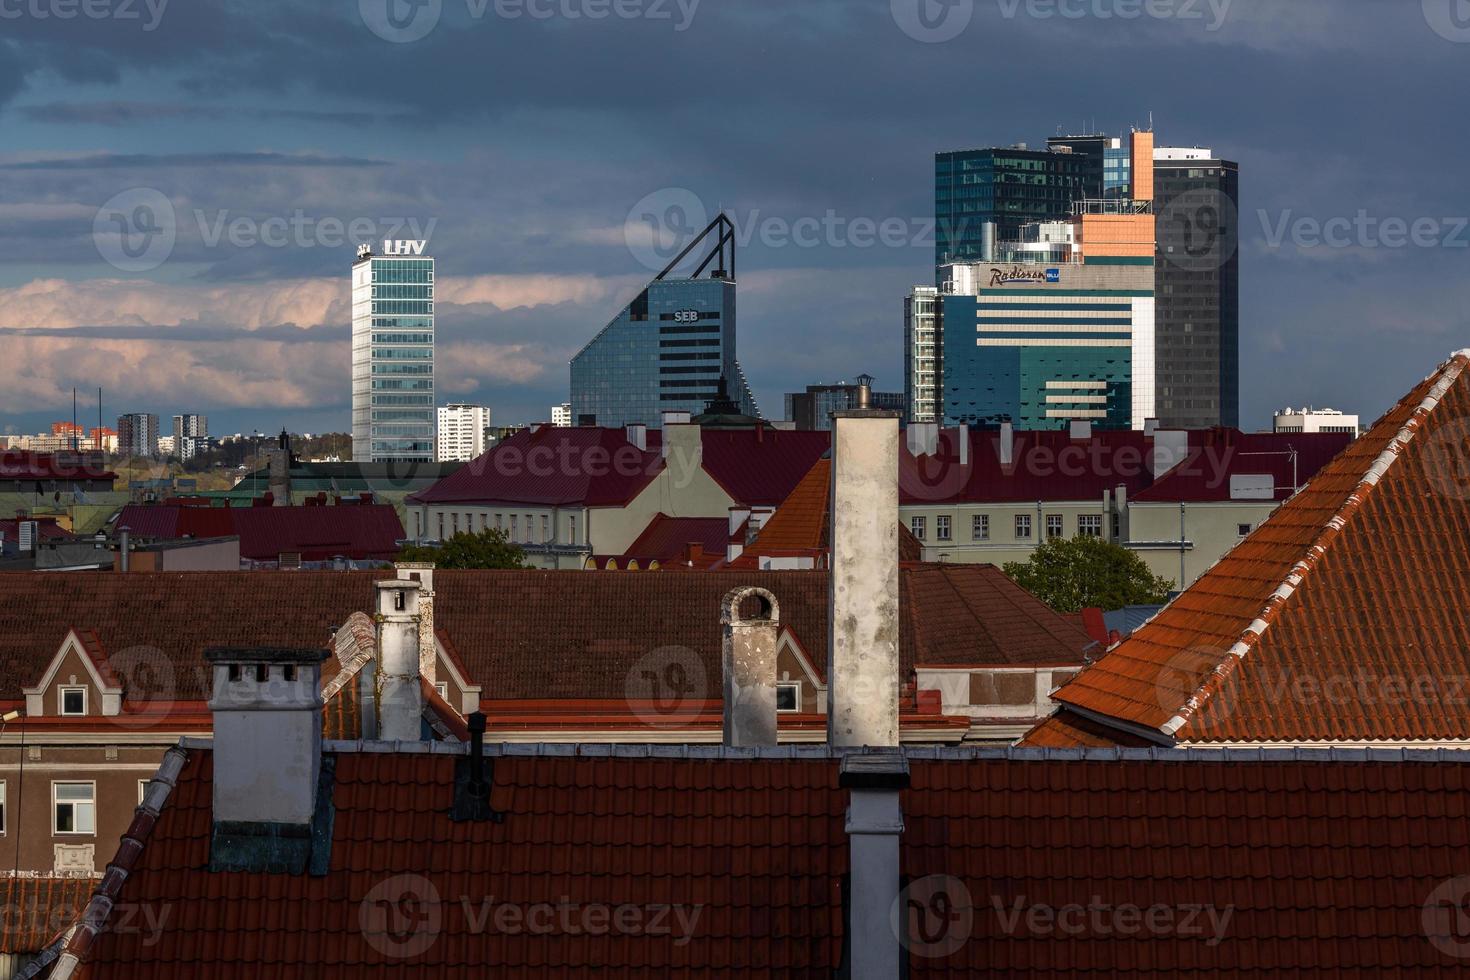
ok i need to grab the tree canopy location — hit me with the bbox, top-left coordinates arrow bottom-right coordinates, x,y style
397,527 -> 527,570
1002,535 -> 1174,614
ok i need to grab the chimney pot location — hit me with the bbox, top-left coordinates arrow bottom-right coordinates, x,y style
374,580 -> 424,742
721,587 -> 781,747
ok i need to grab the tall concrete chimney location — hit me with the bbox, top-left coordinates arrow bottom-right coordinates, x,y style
395,563 -> 437,685
721,587 -> 780,747
205,646 -> 328,828
827,408 -> 901,747
374,579 -> 423,742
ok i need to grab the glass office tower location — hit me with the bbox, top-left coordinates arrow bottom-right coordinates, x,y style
352,246 -> 435,461
934,146 -> 1091,268
571,214 -> 759,428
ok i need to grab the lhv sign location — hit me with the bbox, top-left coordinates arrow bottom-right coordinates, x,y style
383,240 -> 428,255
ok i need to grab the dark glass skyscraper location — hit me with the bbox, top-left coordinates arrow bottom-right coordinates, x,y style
1153,152 -> 1240,429
934,147 -> 1091,268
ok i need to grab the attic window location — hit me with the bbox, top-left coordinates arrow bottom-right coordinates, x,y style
59,687 -> 87,716
776,682 -> 800,713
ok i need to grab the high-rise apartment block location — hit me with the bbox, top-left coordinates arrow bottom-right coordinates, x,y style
352,241 -> 435,462
551,403 -> 572,427
172,414 -> 209,461
436,404 -> 492,462
116,413 -> 159,456
571,215 -> 759,428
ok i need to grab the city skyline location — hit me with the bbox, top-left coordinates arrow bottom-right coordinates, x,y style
0,2 -> 1466,438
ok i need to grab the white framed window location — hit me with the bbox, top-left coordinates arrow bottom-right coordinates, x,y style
1238,523 -> 1253,537
451,513 -> 460,535
936,515 -> 952,541
776,682 -> 801,713
53,782 -> 96,835
911,516 -> 927,541
59,686 -> 87,716
525,515 -> 534,543
1079,515 -> 1103,538
138,780 -> 149,805
1046,515 -> 1064,540
1015,514 -> 1032,540
972,514 -> 989,542
510,515 -> 519,540
437,513 -> 445,540
541,515 -> 550,544
569,515 -> 578,545
435,682 -> 449,701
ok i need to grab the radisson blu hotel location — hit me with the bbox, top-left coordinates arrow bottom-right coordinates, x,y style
351,243 -> 436,462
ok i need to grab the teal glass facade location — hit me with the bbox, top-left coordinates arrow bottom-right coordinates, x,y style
352,255 -> 435,461
570,276 -> 759,427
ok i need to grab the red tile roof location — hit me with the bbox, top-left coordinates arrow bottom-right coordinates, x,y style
115,504 -> 405,561
65,745 -> 1470,978
407,427 -> 665,507
0,517 -> 73,543
0,452 -> 115,483
1132,430 -> 1354,502
0,877 -> 95,954
1033,353 -> 1470,745
696,428 -> 831,506
899,427 -> 1349,505
617,514 -> 730,565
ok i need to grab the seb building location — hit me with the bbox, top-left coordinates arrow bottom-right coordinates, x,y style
941,132 -> 1157,431
352,240 -> 436,462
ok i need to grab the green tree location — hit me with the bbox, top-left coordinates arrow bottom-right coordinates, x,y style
398,528 -> 527,570
1002,535 -> 1174,614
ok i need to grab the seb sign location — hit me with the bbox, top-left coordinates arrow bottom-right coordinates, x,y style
673,310 -> 702,323
382,240 -> 428,256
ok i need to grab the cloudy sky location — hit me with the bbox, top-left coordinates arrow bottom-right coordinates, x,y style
1,0 -> 1467,436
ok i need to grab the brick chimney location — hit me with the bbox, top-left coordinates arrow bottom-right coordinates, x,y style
826,408 -> 901,747
374,579 -> 423,742
721,587 -> 780,747
205,646 -> 328,828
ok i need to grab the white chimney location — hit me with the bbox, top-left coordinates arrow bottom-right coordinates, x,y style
721,587 -> 780,747
827,409 -> 901,747
999,421 -> 1015,469
374,579 -> 423,742
205,646 -> 328,826
625,423 -> 648,452
726,507 -> 750,562
395,563 -> 437,685
905,422 -> 938,457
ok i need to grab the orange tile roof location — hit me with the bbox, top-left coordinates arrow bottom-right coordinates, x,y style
0,876 -> 94,954
1039,353 -> 1470,744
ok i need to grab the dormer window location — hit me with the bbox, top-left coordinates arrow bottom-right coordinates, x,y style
776,682 -> 801,713
59,687 -> 87,716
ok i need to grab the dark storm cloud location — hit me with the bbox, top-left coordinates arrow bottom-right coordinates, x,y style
16,101 -> 422,127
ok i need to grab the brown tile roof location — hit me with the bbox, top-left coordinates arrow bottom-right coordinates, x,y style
1039,353 -> 1470,745
1017,708 -> 1160,748
0,565 -> 1089,710
63,744 -> 1470,978
0,877 -> 94,954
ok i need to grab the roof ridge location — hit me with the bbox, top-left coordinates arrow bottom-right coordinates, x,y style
1159,355 -> 1468,738
43,744 -> 191,980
